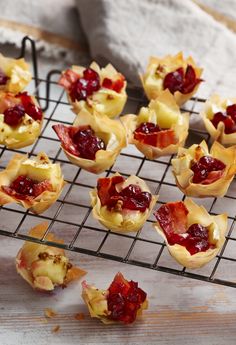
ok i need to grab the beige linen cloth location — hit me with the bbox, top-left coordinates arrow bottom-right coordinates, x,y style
1,0 -> 236,110
76,0 -> 236,100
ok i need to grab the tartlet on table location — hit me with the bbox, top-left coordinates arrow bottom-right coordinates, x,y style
154,198 -> 227,269
82,272 -> 148,324
90,172 -> 157,233
16,222 -> 86,291
171,140 -> 236,197
121,89 -> 189,159
53,109 -> 127,174
59,62 -> 127,118
0,53 -> 32,93
201,94 -> 236,146
0,152 -> 65,214
0,91 -> 43,149
141,52 -> 203,106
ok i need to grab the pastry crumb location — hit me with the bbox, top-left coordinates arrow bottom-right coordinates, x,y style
44,308 -> 57,318
74,312 -> 85,320
52,325 -> 60,333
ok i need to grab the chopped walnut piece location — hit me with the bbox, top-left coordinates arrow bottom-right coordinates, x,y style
38,252 -> 49,260
113,199 -> 123,212
74,312 -> 85,321
107,94 -> 114,100
155,64 -> 166,77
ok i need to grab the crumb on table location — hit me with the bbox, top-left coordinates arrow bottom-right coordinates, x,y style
44,308 -> 57,318
52,325 -> 60,333
74,312 -> 85,320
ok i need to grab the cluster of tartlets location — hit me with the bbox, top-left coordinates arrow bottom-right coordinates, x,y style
0,51 -> 235,325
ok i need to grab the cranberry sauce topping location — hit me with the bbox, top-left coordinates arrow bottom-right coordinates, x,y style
211,104 -> 236,134
69,68 -> 100,102
167,223 -> 210,255
0,69 -> 9,86
72,125 -> 105,160
107,272 -> 147,324
163,65 -> 202,95
154,202 -> 212,255
102,75 -> 125,93
227,104 -> 236,122
2,175 -> 52,200
3,92 -> 43,127
191,155 -> 226,184
3,105 -> 25,126
52,124 -> 106,160
97,176 -> 152,212
133,121 -> 176,148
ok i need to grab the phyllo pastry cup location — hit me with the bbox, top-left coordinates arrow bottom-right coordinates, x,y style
0,91 -> 44,149
90,173 -> 157,233
0,152 -> 66,214
82,272 -> 148,324
16,222 -> 86,291
53,109 -> 127,174
154,198 -> 227,269
121,89 -> 189,159
141,52 -> 203,106
59,62 -> 127,118
0,53 -> 32,93
201,94 -> 236,146
172,140 -> 236,197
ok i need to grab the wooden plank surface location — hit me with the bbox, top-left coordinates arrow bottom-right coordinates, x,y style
0,236 -> 236,345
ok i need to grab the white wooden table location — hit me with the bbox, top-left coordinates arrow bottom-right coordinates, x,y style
1,236 -> 236,345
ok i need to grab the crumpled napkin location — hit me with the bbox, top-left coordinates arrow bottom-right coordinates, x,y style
76,0 -> 236,101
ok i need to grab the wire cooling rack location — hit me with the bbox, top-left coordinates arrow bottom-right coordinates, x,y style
1,36 -> 236,288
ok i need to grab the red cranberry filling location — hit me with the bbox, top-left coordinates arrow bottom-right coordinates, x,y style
211,104 -> 236,134
0,69 -> 9,85
3,93 -> 43,126
107,272 -> 147,324
2,175 -> 52,200
154,202 -> 213,255
226,104 -> 236,122
133,121 -> 176,148
163,67 -> 184,94
102,75 -> 125,93
3,105 -> 25,127
167,223 -> 210,255
102,78 -> 113,89
52,124 -> 106,160
191,155 -> 226,184
187,223 -> 208,239
69,68 -> 100,102
72,125 -> 105,160
97,176 -> 152,212
163,65 -> 202,95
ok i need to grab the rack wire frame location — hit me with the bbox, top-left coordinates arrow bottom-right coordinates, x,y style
1,36 -> 236,288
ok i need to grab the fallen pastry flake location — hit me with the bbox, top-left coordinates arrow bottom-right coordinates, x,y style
52,325 -> 60,333
44,308 -> 57,318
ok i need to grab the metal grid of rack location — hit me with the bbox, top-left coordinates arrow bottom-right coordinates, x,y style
1,36 -> 236,288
